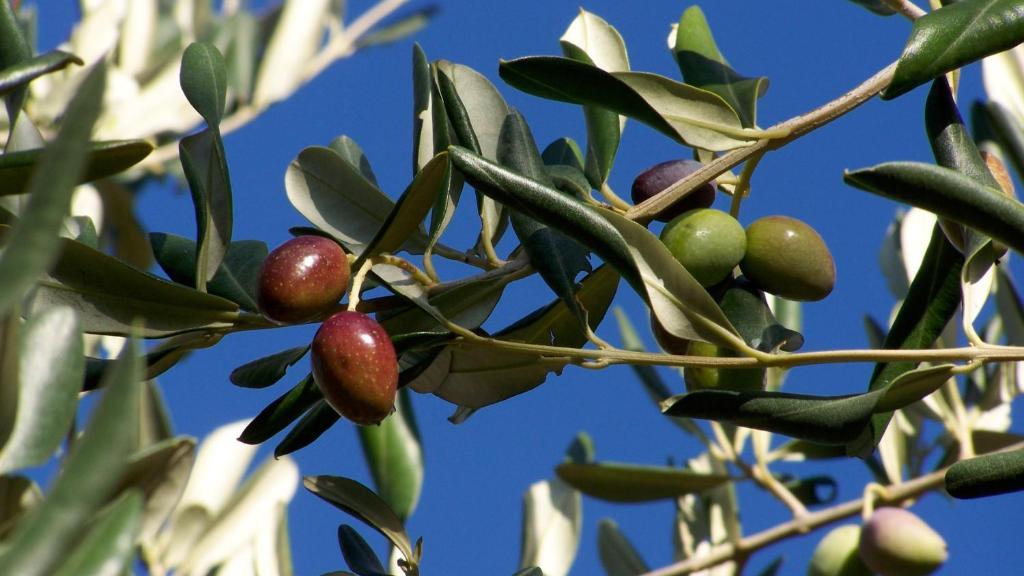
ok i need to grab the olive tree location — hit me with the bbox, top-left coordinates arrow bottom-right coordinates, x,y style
0,0 -> 1023,575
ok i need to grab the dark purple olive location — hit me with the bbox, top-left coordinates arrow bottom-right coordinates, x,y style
311,311 -> 398,425
631,159 -> 716,222
257,236 -> 349,323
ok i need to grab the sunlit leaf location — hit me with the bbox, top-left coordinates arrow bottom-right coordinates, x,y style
25,236 -> 239,338
358,389 -> 423,521
0,307 -> 83,474
557,461 -> 731,502
356,5 -> 438,48
252,0 -> 329,106
884,0 -> 1024,99
115,436 -> 195,542
179,128 -> 233,290
0,336 -> 141,576
0,62 -> 105,317
0,139 -> 153,197
0,0 -> 32,128
51,490 -> 142,576
519,478 -> 580,576
0,50 -> 82,96
304,475 -> 414,562
672,6 -> 768,128
499,57 -> 756,151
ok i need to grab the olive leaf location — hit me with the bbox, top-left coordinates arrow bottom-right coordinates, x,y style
556,461 -> 732,502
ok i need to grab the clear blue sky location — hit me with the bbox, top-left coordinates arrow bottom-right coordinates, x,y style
36,2 -> 1024,574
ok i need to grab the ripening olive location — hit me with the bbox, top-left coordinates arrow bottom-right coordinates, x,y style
683,340 -> 765,392
631,159 -> 716,221
740,216 -> 835,301
257,236 -> 350,323
660,208 -> 746,288
858,508 -> 948,576
311,311 -> 399,425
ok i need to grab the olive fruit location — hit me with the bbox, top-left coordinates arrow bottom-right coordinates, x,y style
631,159 -> 716,221
311,311 -> 398,425
684,340 -> 764,392
257,236 -> 350,323
660,208 -> 746,288
808,525 -> 872,576
858,508 -> 948,576
740,216 -> 835,301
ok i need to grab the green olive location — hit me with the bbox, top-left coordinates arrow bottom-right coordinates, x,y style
740,216 -> 835,301
660,208 -> 746,288
684,340 -> 765,392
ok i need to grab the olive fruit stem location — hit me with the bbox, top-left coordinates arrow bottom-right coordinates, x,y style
728,149 -> 767,218
346,257 -> 374,312
641,439 -> 1024,576
599,181 -> 632,212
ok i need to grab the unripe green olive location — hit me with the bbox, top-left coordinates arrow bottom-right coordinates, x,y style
311,311 -> 398,425
660,208 -> 746,288
740,216 -> 835,301
858,508 -> 948,576
684,340 -> 764,392
258,235 -> 350,323
808,525 -> 872,576
631,159 -> 716,221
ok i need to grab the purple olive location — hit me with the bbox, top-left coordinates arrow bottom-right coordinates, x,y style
257,236 -> 349,323
631,159 -> 716,221
311,311 -> 398,425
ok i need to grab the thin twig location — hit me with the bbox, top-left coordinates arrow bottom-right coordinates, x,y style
643,440 -> 1024,576
881,0 -> 928,20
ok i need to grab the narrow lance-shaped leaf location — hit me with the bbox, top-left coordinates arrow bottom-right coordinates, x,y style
843,162 -> 1024,256
0,61 -> 105,317
411,43 -> 432,175
180,128 -> 233,291
274,400 -> 339,457
498,109 -> 592,331
498,56 -> 756,151
0,336 -> 142,576
240,374 -> 321,445
672,6 -> 768,128
977,101 -> 1024,185
597,519 -> 650,576
304,475 -> 414,562
358,389 -> 423,521
519,436 -> 584,576
0,0 -> 32,130
884,0 -> 1024,100
337,524 -> 387,575
0,307 -> 83,474
51,490 -> 143,576
945,447 -> 1024,499
848,223 -> 963,454
556,461 -> 731,502
0,50 -> 82,96
230,345 -> 309,389
0,140 -> 153,197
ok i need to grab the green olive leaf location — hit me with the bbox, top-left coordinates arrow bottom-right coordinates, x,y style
976,101 -> 1024,180
843,161 -> 1024,256
945,447 -> 1024,499
240,374 -> 321,445
0,336 -> 142,576
337,524 -> 388,576
0,0 -> 32,130
51,490 -> 142,576
0,307 -> 83,474
0,62 -> 105,317
274,400 -> 338,458
499,56 -> 758,151
229,345 -> 309,389
0,140 -> 153,197
556,461 -> 731,502
884,0 -> 1024,99
285,146 -> 429,255
24,236 -> 239,338
0,50 -> 82,96
179,128 -> 233,291
150,233 -> 267,311
180,42 -> 227,126
672,6 -> 768,128
304,475 -> 414,562
358,389 -> 423,521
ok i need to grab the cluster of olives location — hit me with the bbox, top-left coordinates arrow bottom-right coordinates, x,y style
633,159 -> 836,390
257,236 -> 398,425
809,507 -> 948,576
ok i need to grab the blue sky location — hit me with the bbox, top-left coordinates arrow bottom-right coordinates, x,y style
34,2 -> 1024,574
